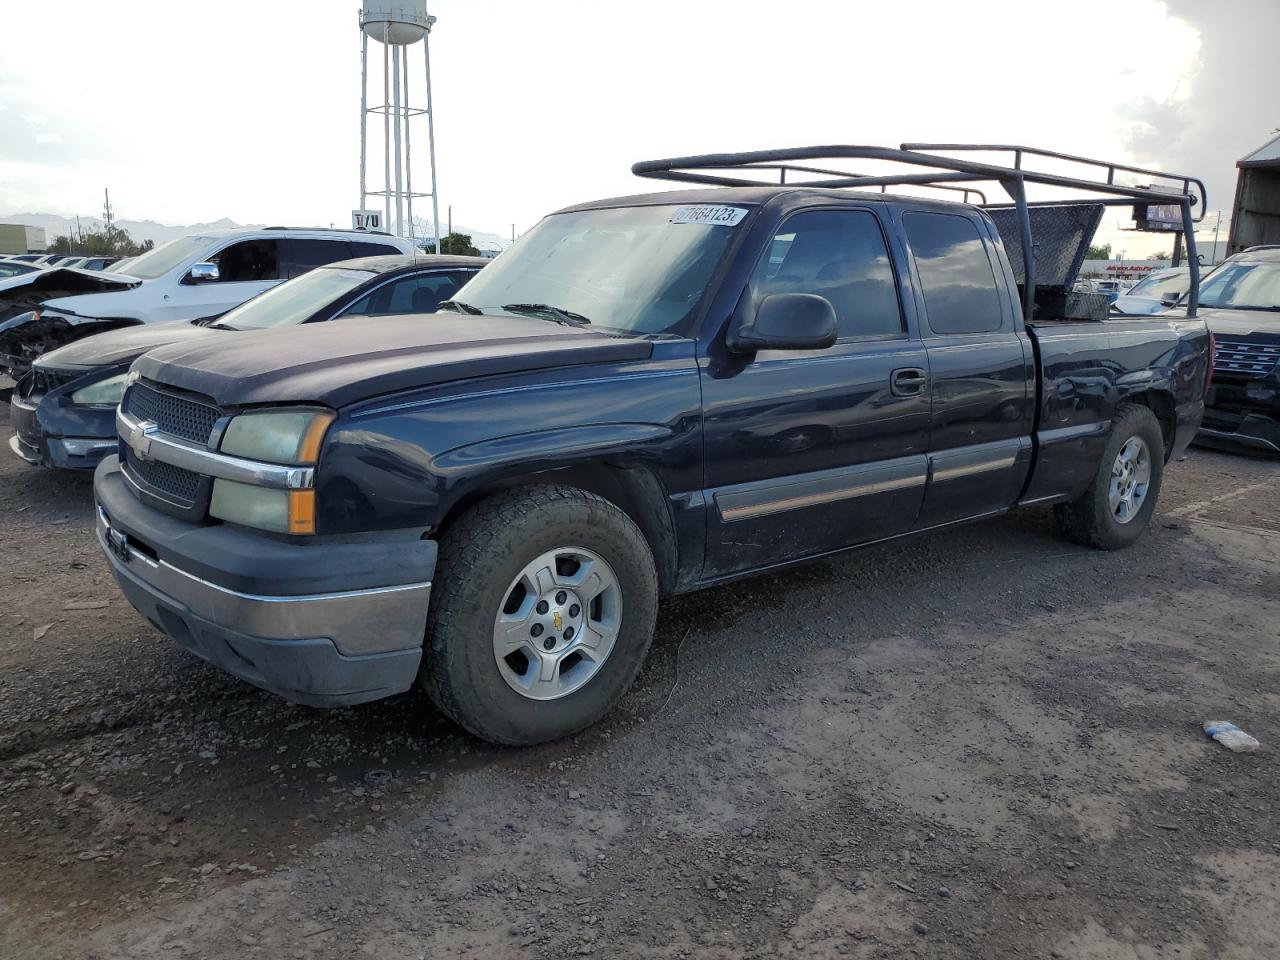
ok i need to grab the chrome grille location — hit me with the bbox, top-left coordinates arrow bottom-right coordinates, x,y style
122,382 -> 221,444
1214,340 -> 1280,379
123,447 -> 201,506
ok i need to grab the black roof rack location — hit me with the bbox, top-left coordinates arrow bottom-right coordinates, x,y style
632,143 -> 1206,318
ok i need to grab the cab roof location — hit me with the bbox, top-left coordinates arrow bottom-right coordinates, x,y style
320,253 -> 490,274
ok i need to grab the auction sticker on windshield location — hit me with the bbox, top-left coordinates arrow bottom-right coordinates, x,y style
670,205 -> 748,226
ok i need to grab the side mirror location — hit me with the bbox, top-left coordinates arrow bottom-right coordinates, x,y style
727,292 -> 838,354
185,262 -> 220,284
1159,293 -> 1179,307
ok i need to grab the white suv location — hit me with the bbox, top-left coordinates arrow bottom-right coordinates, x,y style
0,228 -> 412,378
48,228 -> 412,324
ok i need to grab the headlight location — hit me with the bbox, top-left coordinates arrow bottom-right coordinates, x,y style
210,480 -> 315,535
70,372 -> 129,407
219,408 -> 334,465
212,407 -> 333,535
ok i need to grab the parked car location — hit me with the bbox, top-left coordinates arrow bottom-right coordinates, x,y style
76,256 -> 120,272
92,144 -> 1211,745
1193,246 -> 1280,453
0,260 -> 44,280
1112,267 -> 1191,315
1093,279 -> 1128,303
10,255 -> 485,470
0,228 -> 413,379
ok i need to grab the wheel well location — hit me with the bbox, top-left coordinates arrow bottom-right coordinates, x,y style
435,463 -> 680,596
1123,390 -> 1175,458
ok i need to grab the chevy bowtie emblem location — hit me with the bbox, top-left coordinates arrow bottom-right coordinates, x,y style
128,420 -> 159,461
553,611 -> 564,631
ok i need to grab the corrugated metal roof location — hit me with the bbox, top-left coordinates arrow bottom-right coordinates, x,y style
1240,133 -> 1280,166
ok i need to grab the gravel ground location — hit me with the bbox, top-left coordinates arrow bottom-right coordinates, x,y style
1,405 -> 1278,960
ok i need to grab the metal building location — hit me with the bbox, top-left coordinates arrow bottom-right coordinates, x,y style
1228,133 -> 1280,256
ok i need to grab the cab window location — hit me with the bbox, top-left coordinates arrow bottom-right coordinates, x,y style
750,209 -> 904,340
340,270 -> 474,317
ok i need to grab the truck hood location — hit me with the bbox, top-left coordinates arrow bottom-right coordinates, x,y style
0,267 -> 141,323
36,320 -> 219,369
135,313 -> 655,408
1200,308 -> 1280,340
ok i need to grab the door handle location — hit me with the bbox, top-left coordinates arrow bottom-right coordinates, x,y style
891,367 -> 928,397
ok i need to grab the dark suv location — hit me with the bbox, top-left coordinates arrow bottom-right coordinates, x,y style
1196,246 -> 1280,453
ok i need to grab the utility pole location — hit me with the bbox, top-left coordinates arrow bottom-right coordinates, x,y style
1211,211 -> 1222,265
102,188 -> 113,233
511,223 -> 515,243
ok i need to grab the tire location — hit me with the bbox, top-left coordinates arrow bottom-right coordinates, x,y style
1054,403 -> 1165,550
421,485 -> 658,745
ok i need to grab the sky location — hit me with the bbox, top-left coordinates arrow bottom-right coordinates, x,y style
1,0 -> 1276,258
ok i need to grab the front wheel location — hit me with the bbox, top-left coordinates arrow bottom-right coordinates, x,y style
1054,402 -> 1165,550
422,485 -> 658,745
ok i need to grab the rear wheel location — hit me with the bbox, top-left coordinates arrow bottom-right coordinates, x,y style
422,485 -> 658,745
1054,402 -> 1165,549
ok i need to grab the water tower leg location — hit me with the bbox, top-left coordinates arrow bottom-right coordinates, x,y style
391,41 -> 404,238
359,30 -> 368,213
402,44 -> 415,246
424,36 -> 441,255
382,26 -> 392,234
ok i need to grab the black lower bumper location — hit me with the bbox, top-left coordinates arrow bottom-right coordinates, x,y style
109,553 -> 424,707
94,456 -> 437,707
1197,411 -> 1280,454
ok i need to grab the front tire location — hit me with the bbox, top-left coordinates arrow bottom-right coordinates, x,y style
422,485 -> 658,745
1054,402 -> 1165,550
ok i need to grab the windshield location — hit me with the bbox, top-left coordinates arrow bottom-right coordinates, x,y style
451,204 -> 747,335
114,236 -> 210,280
0,262 -> 35,278
1127,271 -> 1187,299
214,267 -> 375,330
1196,260 -> 1280,311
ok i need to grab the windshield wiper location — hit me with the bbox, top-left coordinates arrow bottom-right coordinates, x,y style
501,303 -> 592,327
438,299 -> 484,315
1200,303 -> 1280,312
207,321 -> 239,331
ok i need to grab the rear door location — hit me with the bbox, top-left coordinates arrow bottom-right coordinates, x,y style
900,209 -> 1034,527
281,238 -> 357,279
700,204 -> 931,578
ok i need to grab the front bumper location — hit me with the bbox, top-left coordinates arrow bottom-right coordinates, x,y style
1198,379 -> 1280,455
9,391 -> 118,470
94,456 -> 436,706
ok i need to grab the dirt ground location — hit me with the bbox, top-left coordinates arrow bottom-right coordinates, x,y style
1,405 -> 1278,960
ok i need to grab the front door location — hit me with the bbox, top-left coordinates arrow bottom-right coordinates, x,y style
700,206 -> 931,579
163,238 -> 285,321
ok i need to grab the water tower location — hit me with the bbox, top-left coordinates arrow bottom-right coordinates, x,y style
357,0 -> 440,247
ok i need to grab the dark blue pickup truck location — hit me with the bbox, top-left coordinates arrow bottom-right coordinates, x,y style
92,145 -> 1212,744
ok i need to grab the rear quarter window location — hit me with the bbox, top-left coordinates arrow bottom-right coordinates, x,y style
903,212 -> 1004,335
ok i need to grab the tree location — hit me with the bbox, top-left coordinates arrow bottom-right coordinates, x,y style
1151,250 -> 1171,261
50,224 -> 154,257
422,232 -> 480,257
1085,242 -> 1112,260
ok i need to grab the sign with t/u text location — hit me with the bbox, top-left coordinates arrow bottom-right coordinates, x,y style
352,209 -> 382,231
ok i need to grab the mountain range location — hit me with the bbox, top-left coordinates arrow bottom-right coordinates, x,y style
0,213 -> 513,253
